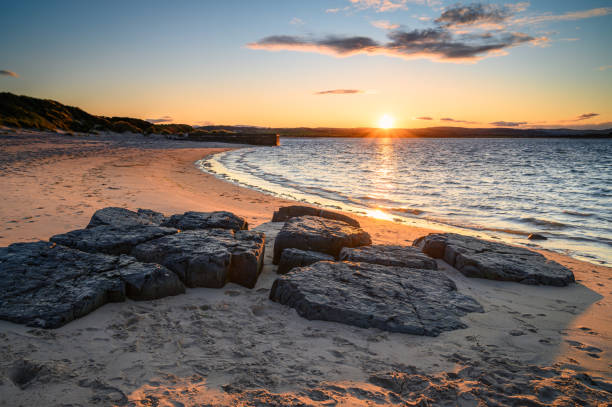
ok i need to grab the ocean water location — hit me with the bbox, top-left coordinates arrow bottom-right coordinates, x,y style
197,137 -> 612,266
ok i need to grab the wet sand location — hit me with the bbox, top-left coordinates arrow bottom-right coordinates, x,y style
0,129 -> 610,406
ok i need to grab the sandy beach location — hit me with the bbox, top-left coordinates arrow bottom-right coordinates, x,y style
1,129 -> 611,406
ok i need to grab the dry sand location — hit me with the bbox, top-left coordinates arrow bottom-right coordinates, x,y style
0,129 -> 610,406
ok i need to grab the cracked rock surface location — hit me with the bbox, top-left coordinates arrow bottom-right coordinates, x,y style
132,229 -> 265,289
413,233 -> 575,286
270,261 -> 483,336
339,245 -> 438,270
273,216 -> 371,264
0,242 -> 184,328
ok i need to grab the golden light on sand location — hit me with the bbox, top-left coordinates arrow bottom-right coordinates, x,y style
378,114 -> 394,129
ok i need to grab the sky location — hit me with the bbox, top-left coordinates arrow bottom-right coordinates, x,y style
1,0 -> 611,129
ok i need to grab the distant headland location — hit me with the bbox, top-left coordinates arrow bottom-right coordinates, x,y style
1,92 -> 610,139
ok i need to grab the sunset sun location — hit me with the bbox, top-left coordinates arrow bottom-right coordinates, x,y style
378,114 -> 394,129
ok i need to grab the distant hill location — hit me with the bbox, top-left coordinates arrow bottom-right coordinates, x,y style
0,92 -> 192,135
1,92 -> 610,138
199,125 -> 612,139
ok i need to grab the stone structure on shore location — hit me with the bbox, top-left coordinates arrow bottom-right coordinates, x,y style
0,207 -> 264,328
0,205 -> 576,332
413,233 -> 575,286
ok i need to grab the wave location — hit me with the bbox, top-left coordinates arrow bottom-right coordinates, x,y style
562,210 -> 594,217
389,207 -> 425,216
518,217 -> 569,229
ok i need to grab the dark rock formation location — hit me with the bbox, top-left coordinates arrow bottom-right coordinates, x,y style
132,229 -> 265,289
117,259 -> 185,301
273,216 -> 371,264
272,205 -> 361,227
0,242 -> 184,328
50,224 -> 177,255
87,207 -> 166,228
277,248 -> 334,274
161,211 -> 248,232
270,261 -> 483,336
527,233 -> 547,241
413,233 -> 574,286
339,245 -> 437,270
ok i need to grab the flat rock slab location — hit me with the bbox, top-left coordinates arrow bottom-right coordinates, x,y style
161,211 -> 248,232
0,242 -> 184,328
273,216 -> 371,264
132,229 -> 265,289
50,224 -> 178,255
277,248 -> 334,274
87,207 -> 166,228
272,205 -> 361,227
270,261 -> 483,336
339,245 -> 438,270
413,233 -> 575,286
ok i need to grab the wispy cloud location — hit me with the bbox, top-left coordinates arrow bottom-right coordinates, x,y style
597,65 -> 612,71
435,3 -> 512,28
514,7 -> 612,25
249,2 -> 550,63
146,115 -> 173,124
314,89 -> 365,95
490,120 -> 527,127
0,70 -> 19,78
371,20 -> 400,30
416,116 -> 433,120
248,29 -> 538,62
440,117 -> 478,124
290,17 -> 304,26
350,0 -> 409,13
574,113 -> 599,121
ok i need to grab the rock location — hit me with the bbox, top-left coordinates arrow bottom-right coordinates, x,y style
161,211 -> 248,231
413,233 -> 574,286
87,207 -> 166,228
277,248 -> 334,274
339,245 -> 437,270
131,229 -> 265,289
117,259 -> 185,300
272,216 -> 371,264
272,205 -> 361,227
0,242 -> 184,328
270,261 -> 483,336
50,224 -> 178,255
528,233 -> 547,241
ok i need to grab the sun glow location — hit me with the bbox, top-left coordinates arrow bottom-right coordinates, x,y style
378,114 -> 394,129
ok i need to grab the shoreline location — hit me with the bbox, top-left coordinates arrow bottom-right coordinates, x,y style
200,141 -> 611,268
1,129 -> 611,405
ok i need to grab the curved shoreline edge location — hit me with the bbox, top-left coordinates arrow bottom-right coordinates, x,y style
196,147 -> 611,268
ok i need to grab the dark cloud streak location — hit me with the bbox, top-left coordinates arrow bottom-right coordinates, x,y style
314,89 -> 364,95
490,121 -> 527,127
575,113 -> 599,121
0,70 -> 19,78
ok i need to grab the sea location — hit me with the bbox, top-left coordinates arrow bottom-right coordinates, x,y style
197,137 -> 612,266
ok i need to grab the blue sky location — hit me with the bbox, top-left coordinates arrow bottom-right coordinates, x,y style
1,0 -> 611,128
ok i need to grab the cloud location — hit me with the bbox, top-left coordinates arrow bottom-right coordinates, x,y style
490,121 -> 527,127
435,3 -> 512,28
597,65 -> 612,71
371,20 -> 400,30
248,2 -> 549,63
0,70 -> 18,78
290,17 -> 304,26
514,7 -> 612,25
350,0 -> 408,12
146,115 -> 173,124
416,116 -> 433,120
440,117 -> 478,124
326,8 -> 341,13
248,29 -> 538,62
314,89 -> 365,95
575,113 -> 599,121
